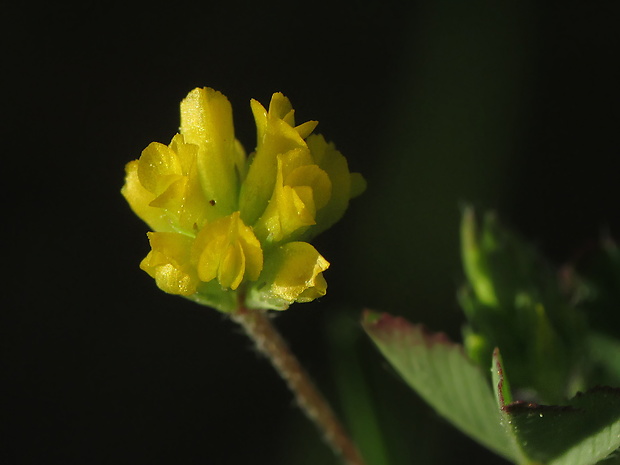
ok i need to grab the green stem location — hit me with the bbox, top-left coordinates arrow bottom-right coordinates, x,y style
231,307 -> 367,465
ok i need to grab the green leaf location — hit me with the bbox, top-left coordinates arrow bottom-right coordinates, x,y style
493,350 -> 620,465
362,311 -> 515,461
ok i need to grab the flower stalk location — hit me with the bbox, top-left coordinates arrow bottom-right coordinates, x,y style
231,307 -> 367,465
122,88 -> 367,463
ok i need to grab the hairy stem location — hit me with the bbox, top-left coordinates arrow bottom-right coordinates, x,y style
231,307 -> 366,465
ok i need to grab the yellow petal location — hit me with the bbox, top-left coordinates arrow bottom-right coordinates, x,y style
192,212 -> 263,290
149,177 -> 187,211
218,242 -> 246,290
121,161 -> 176,233
253,153 -> 327,243
268,93 -> 294,123
240,94 -> 317,225
295,120 -> 319,140
285,165 -> 332,210
278,147 -> 314,174
192,225 -> 224,283
177,161 -> 212,233
169,133 -> 198,174
263,185 -> 316,242
296,273 -> 328,303
180,88 -> 234,151
180,88 -> 243,216
305,134 -> 366,238
350,172 -> 367,199
266,242 -> 330,305
277,148 -> 332,209
137,142 -> 183,195
140,232 -> 199,296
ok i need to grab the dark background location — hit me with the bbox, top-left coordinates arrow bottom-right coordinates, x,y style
5,1 -> 619,464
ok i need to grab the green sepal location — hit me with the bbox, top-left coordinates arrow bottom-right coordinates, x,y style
185,280 -> 239,313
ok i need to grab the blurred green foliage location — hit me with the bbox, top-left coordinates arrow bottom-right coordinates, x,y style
460,207 -> 586,404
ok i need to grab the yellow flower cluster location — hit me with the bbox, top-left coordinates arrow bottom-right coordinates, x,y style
122,88 -> 365,312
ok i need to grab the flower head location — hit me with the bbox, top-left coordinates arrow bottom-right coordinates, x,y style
122,87 -> 365,312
